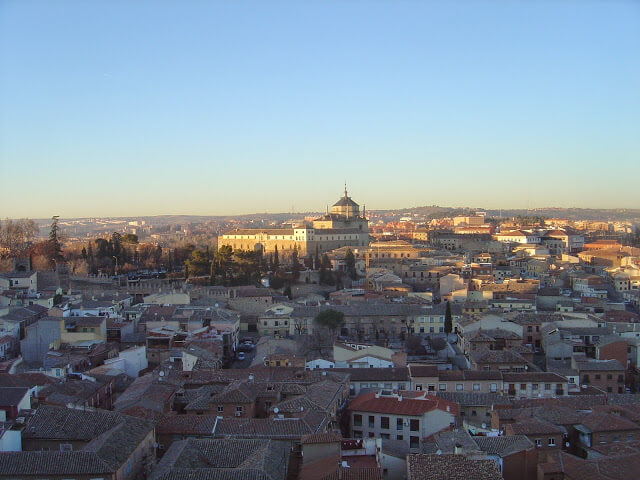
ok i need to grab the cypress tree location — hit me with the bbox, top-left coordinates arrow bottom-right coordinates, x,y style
444,301 -> 453,334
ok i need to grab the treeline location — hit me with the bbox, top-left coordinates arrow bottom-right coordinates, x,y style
0,217 -> 63,270
0,218 -> 39,259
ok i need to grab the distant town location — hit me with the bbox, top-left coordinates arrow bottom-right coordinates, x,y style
0,189 -> 639,480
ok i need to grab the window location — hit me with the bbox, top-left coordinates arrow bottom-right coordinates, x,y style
353,414 -> 362,427
548,438 -> 556,447
381,433 -> 390,439
456,384 -> 463,392
416,384 -> 423,391
613,435 -> 620,442
410,436 -> 419,448
520,384 -> 527,390
397,418 -> 403,430
472,383 -> 480,391
490,383 -> 497,393
381,417 -> 389,429
235,406 -> 243,415
471,410 -> 477,416
410,419 -> 419,432
368,416 -> 375,428
535,439 -> 542,447
428,384 -> 435,391
353,430 -> 362,438
545,384 -> 551,390
595,374 -> 601,380
607,374 -> 612,380
439,384 -> 446,391
217,405 -> 224,413
397,434 -> 403,441
532,384 -> 539,391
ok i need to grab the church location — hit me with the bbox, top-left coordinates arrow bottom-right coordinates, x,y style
218,188 -> 370,257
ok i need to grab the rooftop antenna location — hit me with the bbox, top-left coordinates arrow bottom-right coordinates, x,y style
344,181 -> 348,197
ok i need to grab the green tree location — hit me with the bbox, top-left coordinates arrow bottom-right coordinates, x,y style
345,248 -> 357,280
81,247 -> 87,259
314,309 -> 345,335
122,233 -> 139,244
319,254 -> 334,285
153,245 -> 163,266
185,249 -> 211,277
47,216 -> 63,268
444,301 -> 453,334
291,247 -> 300,280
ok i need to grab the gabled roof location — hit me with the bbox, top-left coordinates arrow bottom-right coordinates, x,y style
578,412 -> 640,433
473,435 -> 534,457
406,454 -> 502,480
348,391 -> 457,417
0,386 -> 29,406
213,410 -> 327,440
151,438 -> 290,480
6,405 -> 154,475
506,419 -> 566,435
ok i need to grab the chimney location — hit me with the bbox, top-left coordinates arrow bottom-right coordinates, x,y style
454,443 -> 462,455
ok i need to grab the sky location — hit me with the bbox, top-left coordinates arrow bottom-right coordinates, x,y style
1,1 -> 639,218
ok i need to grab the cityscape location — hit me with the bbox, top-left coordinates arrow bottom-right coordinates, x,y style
1,2 -> 639,480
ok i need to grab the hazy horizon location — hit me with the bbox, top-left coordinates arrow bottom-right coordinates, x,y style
1,1 -> 639,218
8,203 -> 640,223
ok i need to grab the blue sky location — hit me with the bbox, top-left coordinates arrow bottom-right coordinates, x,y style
1,1 -> 639,218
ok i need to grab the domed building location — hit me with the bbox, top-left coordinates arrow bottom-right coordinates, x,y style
219,188 -> 369,257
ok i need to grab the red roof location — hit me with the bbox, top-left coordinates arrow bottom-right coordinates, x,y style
348,392 -> 458,416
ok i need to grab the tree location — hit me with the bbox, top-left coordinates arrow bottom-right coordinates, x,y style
319,254 -> 334,285
185,249 -> 211,277
406,335 -> 424,355
429,336 -> 448,353
153,245 -> 163,266
122,233 -> 138,244
0,218 -> 38,259
47,216 -> 63,268
345,248 -> 357,280
81,247 -> 87,259
444,301 -> 453,334
314,309 -> 345,334
283,284 -> 292,299
53,293 -> 63,306
291,247 -> 300,280
273,245 -> 279,270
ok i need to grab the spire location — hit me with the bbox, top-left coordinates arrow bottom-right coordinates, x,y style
344,181 -> 348,198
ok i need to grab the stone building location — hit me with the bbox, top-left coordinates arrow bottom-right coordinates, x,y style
219,188 -> 369,256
